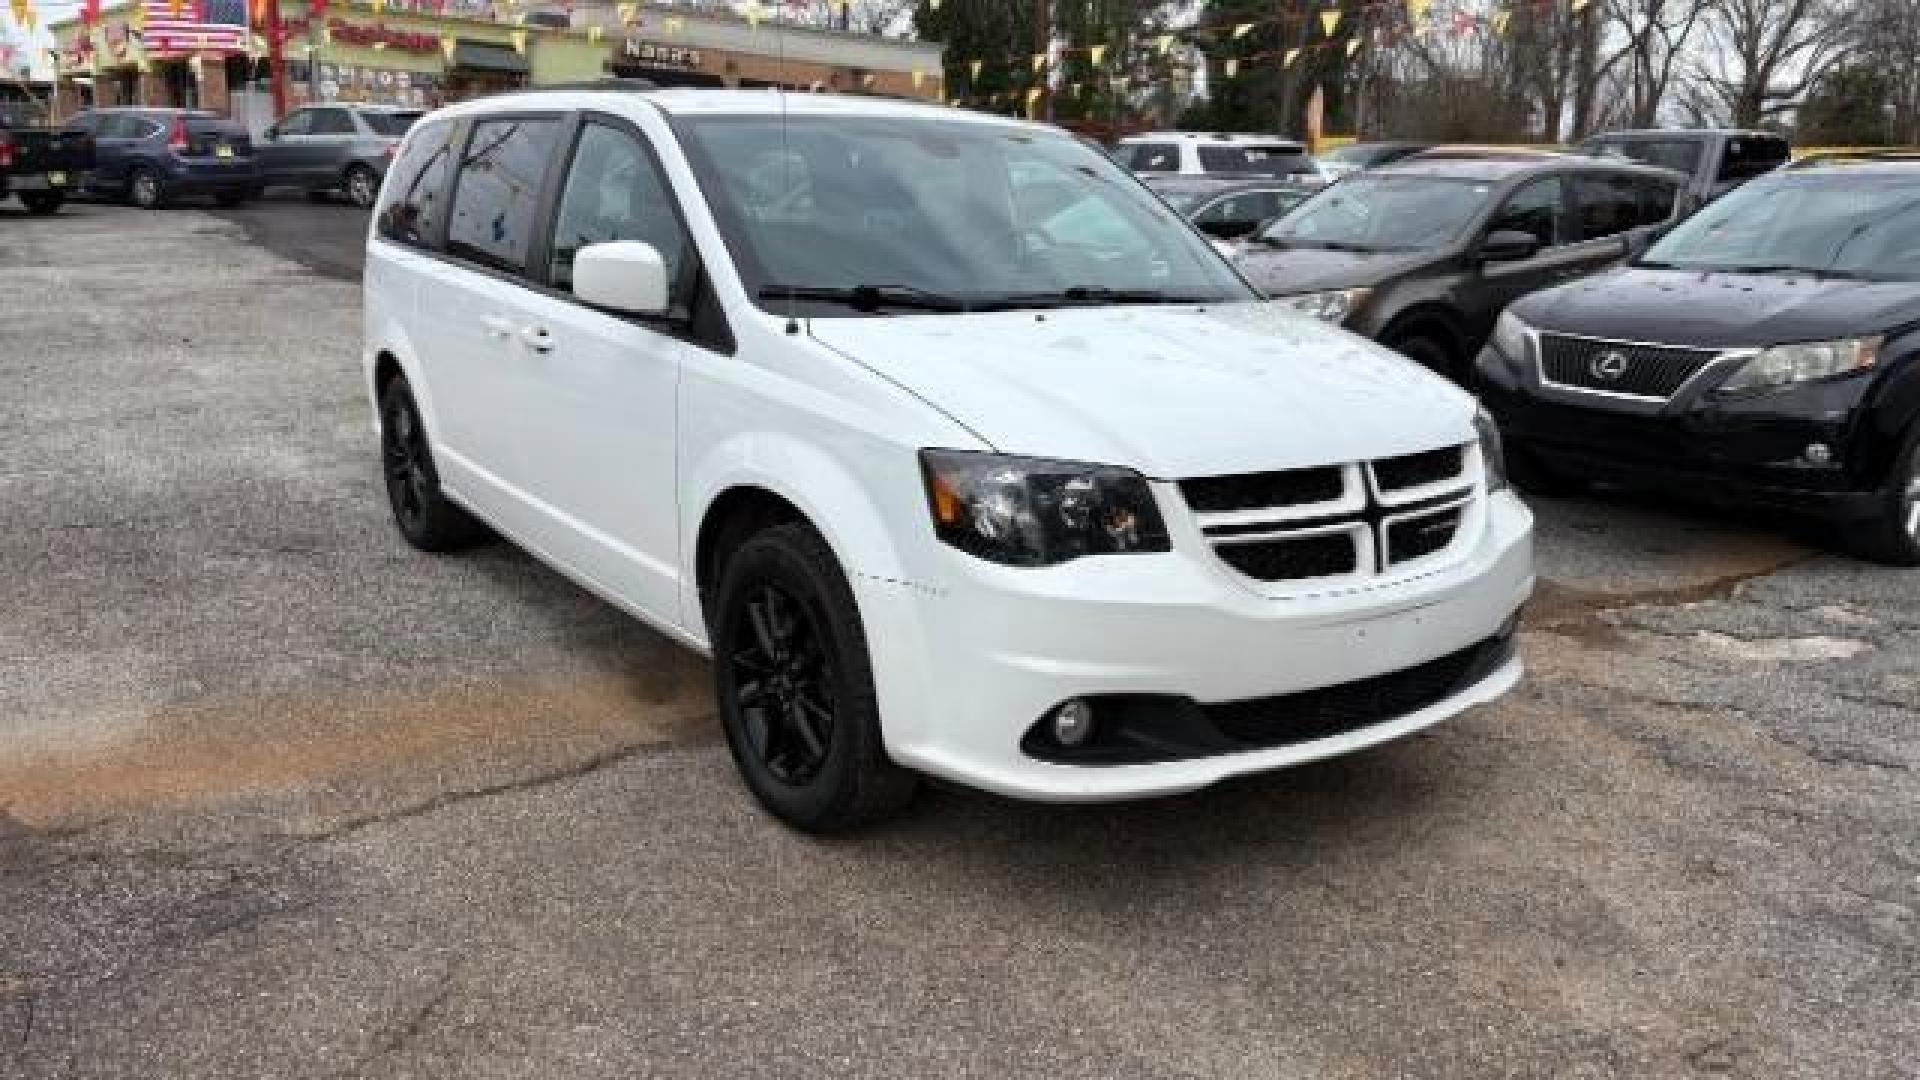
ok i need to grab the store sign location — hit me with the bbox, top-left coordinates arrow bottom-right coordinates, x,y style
327,19 -> 440,53
622,39 -> 702,70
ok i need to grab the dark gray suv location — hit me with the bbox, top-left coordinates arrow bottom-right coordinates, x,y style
258,105 -> 422,207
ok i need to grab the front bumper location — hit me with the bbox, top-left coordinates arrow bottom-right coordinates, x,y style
1476,342 -> 1884,520
4,170 -> 73,193
858,490 -> 1534,802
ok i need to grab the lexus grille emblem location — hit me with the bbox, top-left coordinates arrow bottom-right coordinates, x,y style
1590,350 -> 1630,381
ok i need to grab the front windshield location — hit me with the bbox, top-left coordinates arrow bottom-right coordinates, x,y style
1641,175 -> 1920,280
1259,173 -> 1492,251
678,116 -> 1252,314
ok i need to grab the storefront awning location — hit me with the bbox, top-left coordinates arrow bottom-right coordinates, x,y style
451,40 -> 531,75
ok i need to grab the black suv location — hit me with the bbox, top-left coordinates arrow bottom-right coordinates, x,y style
1476,162 -> 1920,564
1234,155 -> 1685,381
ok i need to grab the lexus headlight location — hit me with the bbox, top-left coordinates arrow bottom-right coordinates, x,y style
1492,309 -> 1534,363
1474,408 -> 1509,492
1719,336 -> 1881,393
920,450 -> 1170,566
1276,288 -> 1370,324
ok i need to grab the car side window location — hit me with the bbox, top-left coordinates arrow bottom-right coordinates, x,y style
376,118 -> 457,249
1638,177 -> 1679,226
98,114 -> 141,138
1573,172 -> 1641,241
277,110 -> 314,137
548,121 -> 689,299
310,109 -> 355,136
1719,137 -> 1788,183
1124,143 -> 1180,173
447,117 -> 564,275
1488,177 -> 1565,250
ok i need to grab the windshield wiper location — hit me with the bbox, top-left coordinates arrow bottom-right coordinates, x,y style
758,284 -> 969,313
1715,264 -> 1868,280
980,287 -> 1213,310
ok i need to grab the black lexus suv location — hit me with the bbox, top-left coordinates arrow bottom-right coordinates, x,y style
1476,162 -> 1920,564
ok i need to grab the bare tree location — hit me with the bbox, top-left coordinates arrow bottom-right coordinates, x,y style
1696,0 -> 1851,126
1606,0 -> 1715,127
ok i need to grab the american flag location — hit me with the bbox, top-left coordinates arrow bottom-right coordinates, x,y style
138,0 -> 251,56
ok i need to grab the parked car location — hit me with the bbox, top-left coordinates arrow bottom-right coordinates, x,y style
1142,175 -> 1317,241
1115,131 -> 1322,183
64,108 -> 258,209
1316,140 -> 1435,180
0,111 -> 92,215
1234,155 -> 1686,381
1575,128 -> 1789,207
1476,162 -> 1920,565
257,104 -> 422,208
1786,149 -> 1920,171
365,88 -> 1533,830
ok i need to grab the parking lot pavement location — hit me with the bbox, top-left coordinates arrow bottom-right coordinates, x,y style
2,204 -> 1915,1080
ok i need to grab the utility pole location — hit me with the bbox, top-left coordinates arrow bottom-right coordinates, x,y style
266,0 -> 287,116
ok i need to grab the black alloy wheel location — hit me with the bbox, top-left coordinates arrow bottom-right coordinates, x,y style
345,165 -> 379,209
130,167 -> 164,210
1854,425 -> 1920,566
378,379 -> 487,552
712,521 -> 916,831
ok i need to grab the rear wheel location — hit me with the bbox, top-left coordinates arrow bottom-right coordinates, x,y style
344,165 -> 378,209
129,167 -> 165,210
712,521 -> 916,832
1851,426 -> 1920,566
379,377 -> 489,552
19,192 -> 63,215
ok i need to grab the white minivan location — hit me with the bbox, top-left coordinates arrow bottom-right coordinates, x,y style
364,87 -> 1534,831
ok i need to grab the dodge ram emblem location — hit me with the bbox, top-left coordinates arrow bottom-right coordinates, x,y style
1590,350 -> 1630,381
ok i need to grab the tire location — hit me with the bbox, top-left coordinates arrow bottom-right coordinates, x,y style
306,189 -> 333,203
711,520 -> 916,832
379,378 -> 489,552
344,165 -> 379,209
1850,426 -> 1920,566
1387,330 -> 1460,383
1506,440 -> 1590,498
19,192 -> 63,215
129,166 -> 165,210
213,189 -> 246,207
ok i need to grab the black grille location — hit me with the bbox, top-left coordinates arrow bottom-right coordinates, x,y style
1539,335 -> 1718,399
1217,532 -> 1356,580
1181,467 -> 1343,514
1375,445 -> 1464,491
1387,505 -> 1463,564
1207,634 -> 1510,748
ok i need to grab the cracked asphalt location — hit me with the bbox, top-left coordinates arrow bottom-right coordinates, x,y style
2,201 -> 1915,1079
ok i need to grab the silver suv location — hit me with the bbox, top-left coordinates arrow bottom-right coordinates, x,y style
258,104 -> 422,207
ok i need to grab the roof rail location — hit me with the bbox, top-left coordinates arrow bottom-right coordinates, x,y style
525,78 -> 660,94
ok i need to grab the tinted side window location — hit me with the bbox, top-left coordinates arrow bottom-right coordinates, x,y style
277,110 -> 314,136
1197,145 -> 1311,176
1123,142 -> 1180,172
1488,177 -> 1565,249
376,117 -> 457,249
447,117 -> 563,274
1574,172 -> 1640,241
548,122 -> 688,298
311,108 -> 355,135
99,114 -> 144,138
1719,137 -> 1789,183
1638,177 -> 1679,225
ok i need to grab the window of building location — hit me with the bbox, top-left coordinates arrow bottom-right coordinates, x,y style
447,117 -> 563,274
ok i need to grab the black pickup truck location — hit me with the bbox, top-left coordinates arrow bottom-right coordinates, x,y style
1574,128 -> 1790,210
1,110 -> 94,216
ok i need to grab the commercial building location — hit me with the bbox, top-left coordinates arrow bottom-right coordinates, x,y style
46,1 -> 942,128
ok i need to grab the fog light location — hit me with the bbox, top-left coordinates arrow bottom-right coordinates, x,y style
1052,699 -> 1096,747
1804,442 -> 1833,466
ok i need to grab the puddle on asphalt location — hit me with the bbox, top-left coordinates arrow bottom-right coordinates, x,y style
0,665 -> 718,823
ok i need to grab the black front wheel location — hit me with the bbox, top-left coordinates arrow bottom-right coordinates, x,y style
129,167 -> 165,210
379,378 -> 488,552
1851,427 -> 1920,566
345,165 -> 379,209
19,192 -> 63,215
712,521 -> 916,832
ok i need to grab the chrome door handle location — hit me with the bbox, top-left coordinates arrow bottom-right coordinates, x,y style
519,325 -> 554,354
480,316 -> 514,339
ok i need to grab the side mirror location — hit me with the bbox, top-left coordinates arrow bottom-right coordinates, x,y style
1481,229 -> 1541,263
574,241 -> 670,316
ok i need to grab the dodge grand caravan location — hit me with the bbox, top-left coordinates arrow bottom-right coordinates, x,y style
363,87 -> 1535,831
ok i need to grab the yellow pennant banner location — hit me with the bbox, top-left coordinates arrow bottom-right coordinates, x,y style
587,25 -> 603,43
1031,52 -> 1044,72
1088,44 -> 1106,65
1320,9 -> 1341,37
616,2 -> 637,24
1284,47 -> 1300,67
1407,0 -> 1432,24
911,69 -> 923,89
1224,58 -> 1238,78
1346,37 -> 1361,57
1155,33 -> 1173,55
440,36 -> 457,61
1491,10 -> 1511,34
742,1 -> 761,30
510,30 -> 526,54
1232,22 -> 1254,39
969,58 -> 982,80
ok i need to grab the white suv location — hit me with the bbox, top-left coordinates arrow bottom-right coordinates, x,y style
1115,131 -> 1324,182
363,87 -> 1534,831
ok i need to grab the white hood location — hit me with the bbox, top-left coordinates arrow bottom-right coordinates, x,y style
807,302 -> 1476,479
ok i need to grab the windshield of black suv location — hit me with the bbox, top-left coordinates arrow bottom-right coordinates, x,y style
1640,173 -> 1920,280
1258,173 -> 1493,251
362,111 -> 422,137
678,115 -> 1254,315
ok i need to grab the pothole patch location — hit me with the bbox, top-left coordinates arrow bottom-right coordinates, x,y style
1691,631 -> 1872,663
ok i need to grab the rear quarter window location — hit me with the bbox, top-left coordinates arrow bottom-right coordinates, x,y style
446,117 -> 565,275
1720,137 -> 1790,183
1121,142 -> 1180,172
1197,145 -> 1311,176
376,117 -> 458,250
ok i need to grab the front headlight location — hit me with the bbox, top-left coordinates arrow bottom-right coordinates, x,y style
1491,309 -> 1534,363
920,450 -> 1170,566
1276,287 -> 1371,324
1719,336 -> 1881,393
1474,408 -> 1509,492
